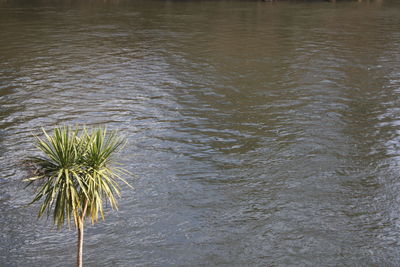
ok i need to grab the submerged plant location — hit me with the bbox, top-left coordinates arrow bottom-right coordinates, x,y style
24,126 -> 131,267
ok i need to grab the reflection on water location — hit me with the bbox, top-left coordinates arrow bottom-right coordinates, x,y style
1,0 -> 400,266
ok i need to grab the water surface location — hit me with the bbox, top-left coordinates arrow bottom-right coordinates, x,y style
1,0 -> 400,266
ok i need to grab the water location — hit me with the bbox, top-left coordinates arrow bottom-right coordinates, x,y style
1,0 -> 400,265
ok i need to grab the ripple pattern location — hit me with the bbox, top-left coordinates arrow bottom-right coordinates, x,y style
1,0 -> 400,266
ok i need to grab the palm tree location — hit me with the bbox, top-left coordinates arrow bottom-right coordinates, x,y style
24,126 -> 131,267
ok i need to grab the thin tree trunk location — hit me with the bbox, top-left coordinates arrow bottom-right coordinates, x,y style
77,201 -> 88,267
77,222 -> 84,267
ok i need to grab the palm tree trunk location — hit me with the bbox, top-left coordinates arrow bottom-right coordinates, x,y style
77,222 -> 84,267
77,201 -> 88,267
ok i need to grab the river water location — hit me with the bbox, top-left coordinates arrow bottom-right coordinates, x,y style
1,0 -> 400,266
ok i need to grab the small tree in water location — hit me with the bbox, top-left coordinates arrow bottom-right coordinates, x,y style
24,126 -> 131,267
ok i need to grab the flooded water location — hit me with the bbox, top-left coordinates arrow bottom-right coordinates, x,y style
1,0 -> 400,266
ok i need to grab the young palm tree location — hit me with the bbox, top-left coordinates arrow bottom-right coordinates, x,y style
25,126 -> 131,267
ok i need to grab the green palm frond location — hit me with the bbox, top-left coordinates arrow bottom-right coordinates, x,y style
24,126 -> 131,229
81,127 -> 129,224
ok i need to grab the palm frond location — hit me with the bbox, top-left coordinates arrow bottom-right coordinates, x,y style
24,126 -> 131,229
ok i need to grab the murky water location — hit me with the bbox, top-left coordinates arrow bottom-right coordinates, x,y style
1,0 -> 400,266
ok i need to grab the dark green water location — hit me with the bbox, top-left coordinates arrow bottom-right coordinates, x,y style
1,0 -> 400,266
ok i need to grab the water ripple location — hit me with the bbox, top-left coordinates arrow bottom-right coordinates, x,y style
1,0 -> 400,266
